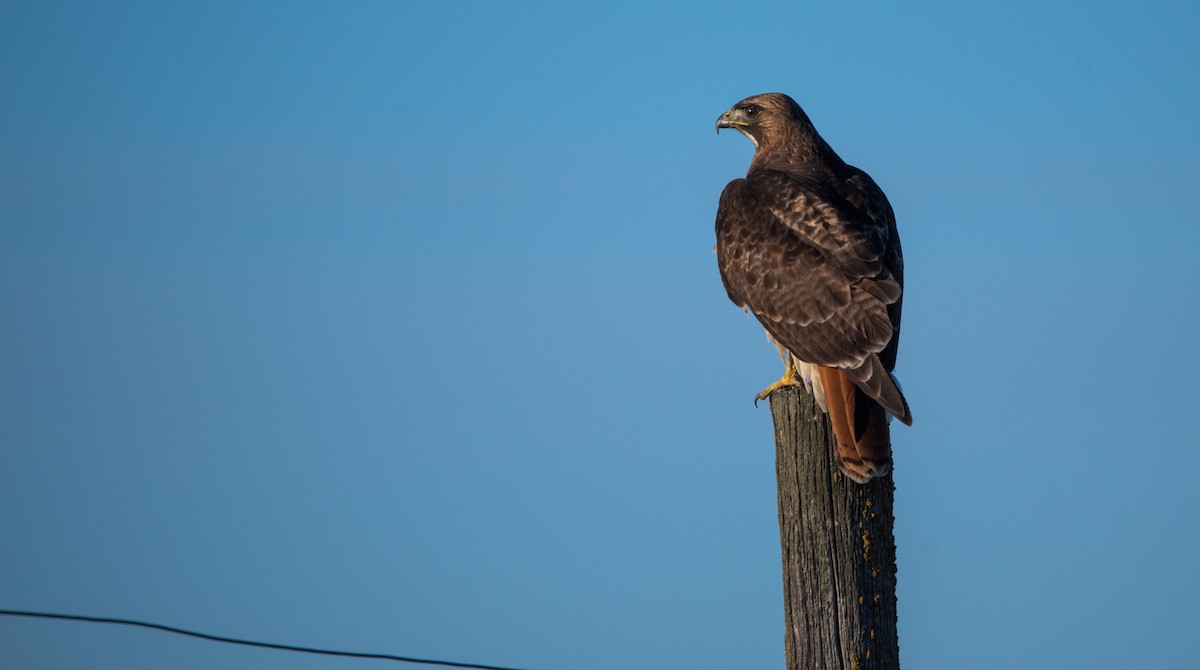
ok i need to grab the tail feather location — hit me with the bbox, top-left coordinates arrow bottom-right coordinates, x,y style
841,355 -> 912,426
818,366 -> 892,483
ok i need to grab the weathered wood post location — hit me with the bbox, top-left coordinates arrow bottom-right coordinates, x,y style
769,386 -> 900,670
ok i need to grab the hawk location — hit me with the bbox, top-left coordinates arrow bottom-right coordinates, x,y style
714,92 -> 911,483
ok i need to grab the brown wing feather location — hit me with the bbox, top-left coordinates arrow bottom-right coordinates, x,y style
840,167 -> 905,375
750,170 -> 888,278
715,176 -> 910,424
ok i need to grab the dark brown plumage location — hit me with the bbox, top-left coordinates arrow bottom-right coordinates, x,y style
715,92 -> 911,483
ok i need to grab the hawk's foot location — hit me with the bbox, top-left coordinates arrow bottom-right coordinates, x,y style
754,365 -> 801,406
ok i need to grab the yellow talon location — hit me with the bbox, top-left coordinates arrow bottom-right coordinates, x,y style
755,360 -> 801,404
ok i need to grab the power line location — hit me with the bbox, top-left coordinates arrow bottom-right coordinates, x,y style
0,609 -> 531,670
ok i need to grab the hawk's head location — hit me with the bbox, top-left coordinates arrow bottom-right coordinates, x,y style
716,92 -> 815,150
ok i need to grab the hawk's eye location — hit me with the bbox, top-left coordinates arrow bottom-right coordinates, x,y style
744,105 -> 758,117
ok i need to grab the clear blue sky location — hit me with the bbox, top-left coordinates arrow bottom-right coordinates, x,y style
2,1 -> 1198,668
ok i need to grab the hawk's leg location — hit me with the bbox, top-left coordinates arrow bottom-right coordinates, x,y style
755,357 -> 802,405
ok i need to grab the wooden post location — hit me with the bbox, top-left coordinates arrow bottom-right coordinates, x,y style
769,386 -> 900,670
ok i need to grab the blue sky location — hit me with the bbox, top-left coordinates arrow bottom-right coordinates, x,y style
2,1 -> 1198,668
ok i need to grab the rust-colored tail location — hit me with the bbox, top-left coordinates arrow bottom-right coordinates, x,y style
818,366 -> 892,483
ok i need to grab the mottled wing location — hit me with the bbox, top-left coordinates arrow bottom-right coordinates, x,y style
715,173 -> 909,423
838,167 -> 905,373
750,170 -> 891,280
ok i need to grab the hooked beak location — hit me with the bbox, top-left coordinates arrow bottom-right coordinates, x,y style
716,108 -> 749,134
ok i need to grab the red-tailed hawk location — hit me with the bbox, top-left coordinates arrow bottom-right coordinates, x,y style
715,92 -> 912,483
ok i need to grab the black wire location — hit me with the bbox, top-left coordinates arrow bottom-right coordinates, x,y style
0,609 -> 530,670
